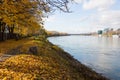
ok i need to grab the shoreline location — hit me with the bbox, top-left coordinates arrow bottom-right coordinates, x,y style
0,37 -> 109,79
49,42 -> 109,80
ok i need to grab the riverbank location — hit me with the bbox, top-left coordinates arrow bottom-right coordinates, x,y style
0,36 -> 109,80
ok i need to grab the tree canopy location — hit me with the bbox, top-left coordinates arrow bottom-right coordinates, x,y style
0,0 -> 71,25
0,0 -> 71,40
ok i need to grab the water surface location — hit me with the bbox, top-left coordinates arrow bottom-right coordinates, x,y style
48,36 -> 120,80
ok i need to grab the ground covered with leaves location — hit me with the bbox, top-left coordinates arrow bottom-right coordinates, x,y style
0,36 -> 109,80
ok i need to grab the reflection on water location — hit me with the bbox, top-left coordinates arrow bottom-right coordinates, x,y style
48,36 -> 120,80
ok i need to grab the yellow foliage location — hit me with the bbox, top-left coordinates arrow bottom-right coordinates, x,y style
0,37 -> 107,80
0,38 -> 73,79
0,0 -> 43,35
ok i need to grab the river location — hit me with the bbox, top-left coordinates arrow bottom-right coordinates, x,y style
48,35 -> 120,80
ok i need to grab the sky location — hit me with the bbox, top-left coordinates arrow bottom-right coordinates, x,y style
44,0 -> 120,34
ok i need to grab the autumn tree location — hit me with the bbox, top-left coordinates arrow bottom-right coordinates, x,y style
0,0 -> 71,41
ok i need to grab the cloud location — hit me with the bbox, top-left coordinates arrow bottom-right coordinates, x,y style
78,10 -> 120,32
74,0 -> 83,3
83,0 -> 115,11
75,0 -> 115,11
99,10 -> 120,28
76,0 -> 120,30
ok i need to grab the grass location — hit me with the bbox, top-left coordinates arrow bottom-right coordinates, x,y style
0,36 -> 109,80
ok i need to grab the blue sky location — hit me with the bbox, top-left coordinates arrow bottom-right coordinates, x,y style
44,0 -> 120,33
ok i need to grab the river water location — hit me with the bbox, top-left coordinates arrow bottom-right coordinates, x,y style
48,35 -> 120,80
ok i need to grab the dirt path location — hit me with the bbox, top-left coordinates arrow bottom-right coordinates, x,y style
0,54 -> 13,62
0,38 -> 31,62
0,39 -> 27,53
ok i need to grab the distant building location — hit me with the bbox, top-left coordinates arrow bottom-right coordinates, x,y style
98,30 -> 103,35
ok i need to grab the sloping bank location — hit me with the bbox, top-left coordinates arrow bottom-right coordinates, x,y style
0,36 -> 109,80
